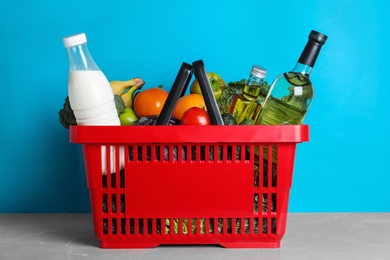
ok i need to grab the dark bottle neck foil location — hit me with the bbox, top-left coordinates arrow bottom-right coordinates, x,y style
298,30 -> 328,68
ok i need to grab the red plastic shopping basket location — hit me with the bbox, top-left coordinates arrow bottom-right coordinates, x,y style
70,124 -> 309,248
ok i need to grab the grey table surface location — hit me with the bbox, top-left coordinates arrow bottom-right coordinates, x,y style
1,213 -> 389,260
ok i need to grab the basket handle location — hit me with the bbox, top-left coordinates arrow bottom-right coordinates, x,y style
156,62 -> 193,125
156,60 -> 224,125
192,60 -> 224,125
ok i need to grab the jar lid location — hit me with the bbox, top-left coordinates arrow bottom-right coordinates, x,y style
251,65 -> 267,78
63,33 -> 87,48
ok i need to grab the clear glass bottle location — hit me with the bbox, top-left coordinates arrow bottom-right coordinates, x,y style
228,65 -> 268,124
256,30 -> 328,125
63,33 -> 120,126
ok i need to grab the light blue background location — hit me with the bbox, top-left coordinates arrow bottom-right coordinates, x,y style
1,0 -> 389,213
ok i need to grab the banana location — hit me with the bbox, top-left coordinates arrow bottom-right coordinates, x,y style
109,77 -> 145,95
121,84 -> 143,108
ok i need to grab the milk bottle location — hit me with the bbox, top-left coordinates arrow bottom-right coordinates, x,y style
63,33 -> 123,174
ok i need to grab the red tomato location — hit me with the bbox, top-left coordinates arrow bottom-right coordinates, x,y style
180,107 -> 211,125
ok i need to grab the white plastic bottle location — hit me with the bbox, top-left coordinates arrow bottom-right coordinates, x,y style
63,33 -> 123,174
63,33 -> 119,125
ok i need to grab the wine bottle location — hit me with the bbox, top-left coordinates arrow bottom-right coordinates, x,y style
256,30 -> 328,125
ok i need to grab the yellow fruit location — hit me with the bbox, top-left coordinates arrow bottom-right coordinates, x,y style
109,77 -> 145,95
120,85 -> 141,108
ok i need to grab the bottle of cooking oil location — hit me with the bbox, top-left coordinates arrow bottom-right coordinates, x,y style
228,65 -> 268,124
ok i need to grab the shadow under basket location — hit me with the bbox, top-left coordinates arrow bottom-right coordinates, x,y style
69,125 -> 309,248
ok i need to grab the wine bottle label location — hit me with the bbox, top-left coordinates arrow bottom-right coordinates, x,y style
294,86 -> 303,96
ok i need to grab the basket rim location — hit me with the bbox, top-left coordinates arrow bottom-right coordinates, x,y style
69,125 -> 309,144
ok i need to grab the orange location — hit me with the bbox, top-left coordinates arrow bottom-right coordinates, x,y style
173,93 -> 206,120
133,87 -> 169,117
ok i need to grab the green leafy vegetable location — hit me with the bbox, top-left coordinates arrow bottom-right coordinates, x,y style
217,79 -> 246,114
239,118 -> 255,125
131,115 -> 180,126
58,96 -> 77,129
221,113 -> 237,125
114,94 -> 125,115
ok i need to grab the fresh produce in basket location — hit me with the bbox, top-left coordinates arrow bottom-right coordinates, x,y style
133,87 -> 168,117
180,107 -> 211,125
119,107 -> 139,126
60,75 -> 259,127
239,118 -> 255,125
58,96 -> 77,129
189,72 -> 226,101
221,113 -> 237,125
109,77 -> 144,96
131,115 -> 180,126
113,94 -> 126,115
172,93 -> 206,120
111,78 -> 145,108
217,79 -> 246,114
